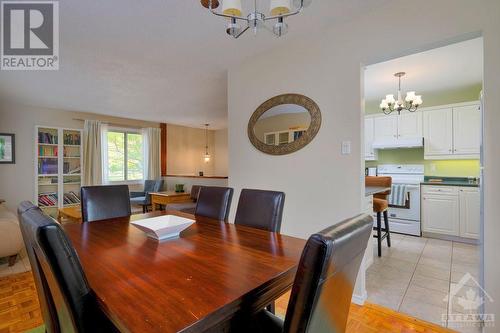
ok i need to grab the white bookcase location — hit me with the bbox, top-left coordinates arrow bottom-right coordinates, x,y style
35,126 -> 83,218
264,127 -> 307,146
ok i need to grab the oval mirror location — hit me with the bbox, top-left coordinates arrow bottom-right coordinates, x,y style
248,94 -> 321,155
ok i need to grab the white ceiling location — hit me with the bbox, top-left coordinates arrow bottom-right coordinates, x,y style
0,0 -> 390,129
364,38 -> 483,103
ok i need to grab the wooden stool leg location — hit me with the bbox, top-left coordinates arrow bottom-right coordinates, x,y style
376,212 -> 382,257
383,210 -> 391,248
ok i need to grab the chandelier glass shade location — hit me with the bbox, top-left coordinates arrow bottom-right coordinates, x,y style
201,0 -> 311,39
380,72 -> 423,115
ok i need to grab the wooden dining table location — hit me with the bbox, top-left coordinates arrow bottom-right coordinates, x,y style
62,210 -> 306,333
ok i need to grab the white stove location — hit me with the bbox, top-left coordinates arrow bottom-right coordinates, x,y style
377,164 -> 424,236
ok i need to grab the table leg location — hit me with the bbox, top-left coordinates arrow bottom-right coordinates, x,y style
152,199 -> 157,211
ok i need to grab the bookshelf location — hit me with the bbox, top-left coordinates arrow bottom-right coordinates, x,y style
35,126 -> 83,218
264,127 -> 308,146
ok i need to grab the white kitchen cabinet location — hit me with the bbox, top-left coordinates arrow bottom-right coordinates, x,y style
459,187 -> 480,239
422,185 -> 480,240
364,117 -> 376,160
423,108 -> 454,156
398,112 -> 423,138
423,103 -> 480,159
373,115 -> 398,141
453,105 -> 481,155
422,190 -> 460,236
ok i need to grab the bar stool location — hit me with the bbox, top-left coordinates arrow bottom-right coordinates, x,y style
365,176 -> 392,257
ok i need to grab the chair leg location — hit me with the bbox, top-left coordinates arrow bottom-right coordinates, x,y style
383,210 -> 391,248
8,254 -> 17,267
376,212 -> 382,257
267,302 -> 275,314
142,205 -> 146,214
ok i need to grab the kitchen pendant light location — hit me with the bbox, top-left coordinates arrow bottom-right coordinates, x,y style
380,72 -> 423,115
201,0 -> 312,39
204,124 -> 211,163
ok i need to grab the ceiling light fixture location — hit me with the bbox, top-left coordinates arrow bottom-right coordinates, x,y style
201,0 -> 312,39
204,124 -> 211,163
380,72 -> 423,115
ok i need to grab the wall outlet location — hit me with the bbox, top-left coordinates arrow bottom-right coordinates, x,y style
341,141 -> 351,155
430,164 -> 436,173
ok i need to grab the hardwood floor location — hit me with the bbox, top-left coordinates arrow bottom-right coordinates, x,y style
0,272 -> 42,333
0,272 -> 455,333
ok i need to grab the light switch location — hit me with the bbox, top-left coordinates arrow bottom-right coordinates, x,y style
341,141 -> 351,155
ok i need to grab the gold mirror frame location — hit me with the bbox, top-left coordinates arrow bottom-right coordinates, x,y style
248,93 -> 322,155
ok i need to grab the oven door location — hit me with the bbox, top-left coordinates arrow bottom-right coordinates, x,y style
387,184 -> 420,221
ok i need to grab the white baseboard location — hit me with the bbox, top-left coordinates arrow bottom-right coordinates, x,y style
352,290 -> 367,305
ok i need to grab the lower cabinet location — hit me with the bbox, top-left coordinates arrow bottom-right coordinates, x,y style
459,187 -> 480,239
421,185 -> 479,239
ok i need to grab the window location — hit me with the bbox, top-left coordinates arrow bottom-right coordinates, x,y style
106,129 -> 143,182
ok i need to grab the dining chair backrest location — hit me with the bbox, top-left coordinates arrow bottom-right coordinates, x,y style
194,186 -> 234,221
283,214 -> 373,333
18,201 -> 116,333
190,185 -> 202,201
81,185 -> 131,222
234,189 -> 285,233
144,179 -> 164,194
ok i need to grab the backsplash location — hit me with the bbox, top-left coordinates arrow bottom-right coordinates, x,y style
365,148 -> 480,177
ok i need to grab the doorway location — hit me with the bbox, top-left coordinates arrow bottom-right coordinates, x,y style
361,37 -> 484,332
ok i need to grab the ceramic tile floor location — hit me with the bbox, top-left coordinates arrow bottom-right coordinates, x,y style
366,233 -> 482,333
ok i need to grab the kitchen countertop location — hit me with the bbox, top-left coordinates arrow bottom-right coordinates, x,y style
420,177 -> 480,187
365,186 -> 391,197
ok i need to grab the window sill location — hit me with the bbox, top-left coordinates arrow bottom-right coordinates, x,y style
105,180 -> 144,186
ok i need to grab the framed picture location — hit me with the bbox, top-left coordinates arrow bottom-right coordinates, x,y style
0,133 -> 15,164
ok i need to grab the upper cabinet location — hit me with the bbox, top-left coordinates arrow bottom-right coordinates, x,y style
373,112 -> 423,142
373,116 -> 398,141
423,108 -> 454,156
423,103 -> 480,159
453,105 -> 481,155
398,112 -> 423,138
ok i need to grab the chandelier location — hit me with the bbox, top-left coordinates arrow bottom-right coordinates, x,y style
200,0 -> 312,38
380,72 -> 423,115
204,124 -> 211,163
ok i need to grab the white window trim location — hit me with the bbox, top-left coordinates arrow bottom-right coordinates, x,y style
104,126 -> 144,185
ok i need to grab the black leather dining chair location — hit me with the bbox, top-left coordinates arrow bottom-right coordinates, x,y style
229,213 -> 373,333
81,185 -> 131,222
194,186 -> 234,221
18,201 -> 118,333
234,189 -> 285,233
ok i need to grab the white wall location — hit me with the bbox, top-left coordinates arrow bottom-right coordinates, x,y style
228,0 -> 500,325
214,128 -> 229,176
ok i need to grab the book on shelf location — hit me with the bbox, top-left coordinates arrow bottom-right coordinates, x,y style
39,145 -> 58,157
38,192 -> 58,207
63,163 -> 81,175
38,159 -> 58,174
63,146 -> 80,158
63,191 -> 81,205
63,133 -> 81,145
38,131 -> 58,144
